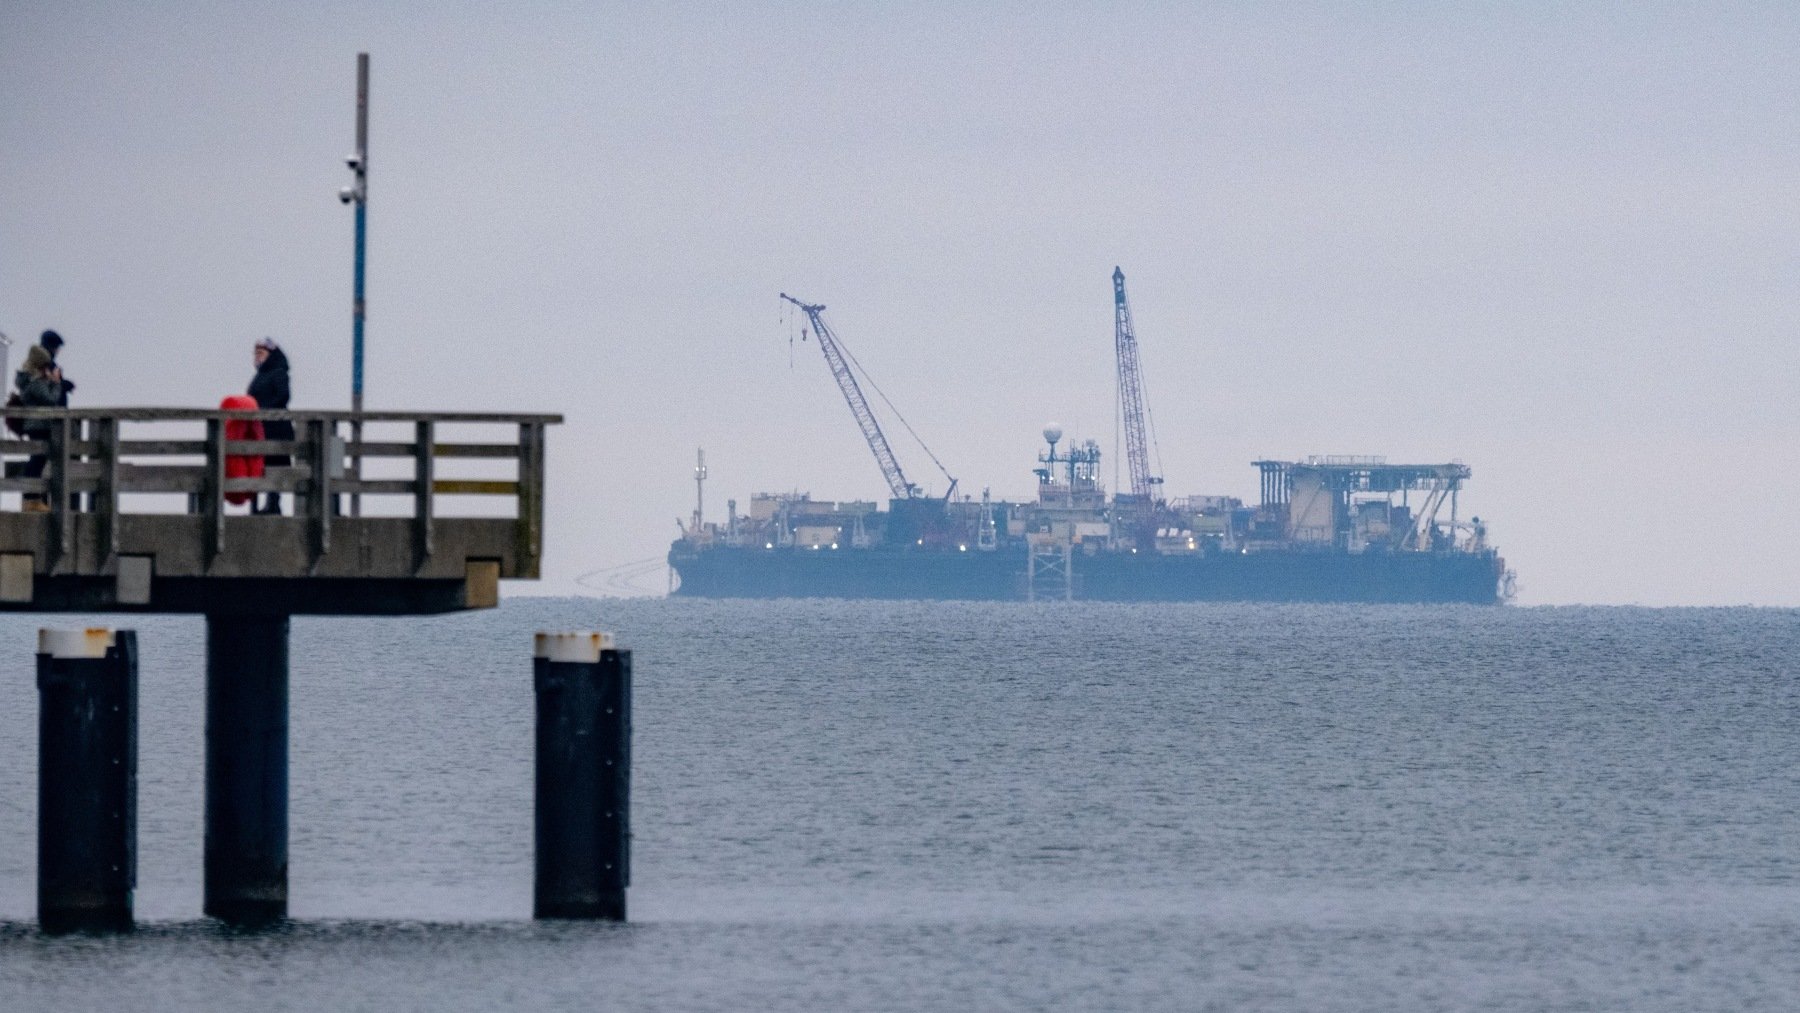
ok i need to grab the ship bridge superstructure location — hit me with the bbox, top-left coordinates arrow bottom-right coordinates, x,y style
1253,457 -> 1474,552
1032,425 -> 1105,512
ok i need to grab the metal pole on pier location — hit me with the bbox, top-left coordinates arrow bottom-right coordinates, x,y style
533,633 -> 631,920
204,614 -> 290,926
37,628 -> 137,934
340,52 -> 370,517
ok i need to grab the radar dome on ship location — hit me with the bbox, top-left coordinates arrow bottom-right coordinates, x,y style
1043,424 -> 1063,445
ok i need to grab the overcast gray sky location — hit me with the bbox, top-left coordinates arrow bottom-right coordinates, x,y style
4,2 -> 1796,605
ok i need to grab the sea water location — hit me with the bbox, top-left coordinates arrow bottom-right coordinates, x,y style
0,600 -> 1796,1010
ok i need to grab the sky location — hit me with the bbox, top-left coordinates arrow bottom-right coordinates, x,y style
3,2 -> 1797,606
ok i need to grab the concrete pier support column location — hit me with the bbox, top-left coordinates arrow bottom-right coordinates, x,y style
37,628 -> 138,934
204,613 -> 289,926
533,633 -> 630,921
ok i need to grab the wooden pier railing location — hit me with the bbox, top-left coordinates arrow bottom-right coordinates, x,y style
0,408 -> 561,613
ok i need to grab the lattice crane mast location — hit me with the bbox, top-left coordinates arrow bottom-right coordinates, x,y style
1113,267 -> 1163,531
780,293 -> 919,500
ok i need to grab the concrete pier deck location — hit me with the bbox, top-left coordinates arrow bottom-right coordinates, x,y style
0,407 -> 560,615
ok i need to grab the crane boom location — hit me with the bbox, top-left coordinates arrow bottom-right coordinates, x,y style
1113,267 -> 1162,529
779,293 -> 917,499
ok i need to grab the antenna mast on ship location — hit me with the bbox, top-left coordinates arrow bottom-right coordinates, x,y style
692,448 -> 707,535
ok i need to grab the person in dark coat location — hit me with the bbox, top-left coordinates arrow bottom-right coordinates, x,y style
19,358 -> 71,512
16,329 -> 71,393
247,337 -> 293,515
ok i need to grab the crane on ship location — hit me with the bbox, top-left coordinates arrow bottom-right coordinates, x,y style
779,292 -> 957,502
1113,267 -> 1164,540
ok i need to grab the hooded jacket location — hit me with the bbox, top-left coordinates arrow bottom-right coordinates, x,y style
248,346 -> 295,461
19,369 -> 67,437
248,347 -> 290,411
15,344 -> 59,393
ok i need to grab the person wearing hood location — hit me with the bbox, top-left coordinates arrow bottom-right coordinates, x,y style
16,329 -> 72,393
247,337 -> 293,515
18,342 -> 72,512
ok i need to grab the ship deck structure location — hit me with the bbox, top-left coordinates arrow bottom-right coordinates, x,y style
669,429 -> 1508,603
670,274 -> 1510,604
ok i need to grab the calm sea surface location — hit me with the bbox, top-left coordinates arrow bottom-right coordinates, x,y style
1,600 -> 1797,1010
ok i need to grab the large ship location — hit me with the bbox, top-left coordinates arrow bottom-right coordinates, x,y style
668,432 -> 1508,603
668,273 -> 1510,603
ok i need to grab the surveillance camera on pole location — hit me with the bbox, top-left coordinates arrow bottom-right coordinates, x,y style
339,150 -> 367,206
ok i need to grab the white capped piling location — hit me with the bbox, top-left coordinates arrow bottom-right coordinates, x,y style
533,632 -> 631,920
37,628 -> 137,934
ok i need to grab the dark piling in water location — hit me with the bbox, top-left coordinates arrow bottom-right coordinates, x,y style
37,628 -> 138,934
533,633 -> 630,921
204,613 -> 289,927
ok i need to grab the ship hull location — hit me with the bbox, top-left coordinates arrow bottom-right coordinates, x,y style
668,545 -> 1504,604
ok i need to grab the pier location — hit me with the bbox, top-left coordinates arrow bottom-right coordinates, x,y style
6,406 -> 567,928
0,407 -> 554,614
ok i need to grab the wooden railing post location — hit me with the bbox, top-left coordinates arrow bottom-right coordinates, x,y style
73,418 -> 88,514
94,417 -> 120,557
413,420 -> 434,568
349,417 -> 362,518
517,422 -> 545,576
48,417 -> 72,566
306,418 -> 332,563
204,418 -> 224,562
